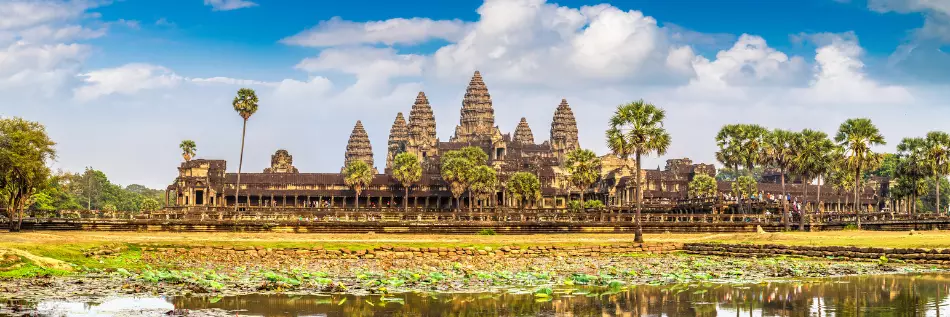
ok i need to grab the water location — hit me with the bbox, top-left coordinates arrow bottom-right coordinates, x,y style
16,274 -> 950,316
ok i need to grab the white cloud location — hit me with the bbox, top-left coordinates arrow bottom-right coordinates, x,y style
190,77 -> 277,87
74,63 -> 184,101
203,0 -> 257,11
281,17 -> 469,47
689,34 -> 808,89
0,0 -> 92,31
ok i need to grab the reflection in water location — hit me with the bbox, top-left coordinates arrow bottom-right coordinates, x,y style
27,274 -> 950,316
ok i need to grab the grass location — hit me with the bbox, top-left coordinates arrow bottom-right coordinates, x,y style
1,230 -> 949,278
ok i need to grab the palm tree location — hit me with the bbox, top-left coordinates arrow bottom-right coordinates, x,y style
232,88 -> 259,212
179,140 -> 197,161
391,152 -> 422,211
507,172 -> 541,209
922,131 -> 950,213
468,165 -> 498,211
897,137 -> 927,214
606,100 -> 672,243
715,124 -> 745,179
440,156 -> 471,211
564,148 -> 601,203
834,118 -> 885,229
762,129 -> 799,231
343,160 -> 374,211
793,130 -> 837,216
738,124 -> 768,172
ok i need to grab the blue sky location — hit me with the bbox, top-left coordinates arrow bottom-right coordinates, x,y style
1,0 -> 948,189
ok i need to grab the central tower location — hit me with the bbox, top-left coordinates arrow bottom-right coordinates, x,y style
451,71 -> 499,142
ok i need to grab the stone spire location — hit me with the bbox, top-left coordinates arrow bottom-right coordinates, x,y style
385,112 -> 409,170
343,120 -> 374,171
452,71 -> 496,142
513,117 -> 534,144
407,91 -> 438,160
264,149 -> 298,173
550,99 -> 580,160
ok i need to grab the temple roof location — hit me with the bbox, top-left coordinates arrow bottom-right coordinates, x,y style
513,117 -> 535,144
343,120 -> 374,170
408,92 -> 437,146
453,71 -> 496,142
550,99 -> 580,154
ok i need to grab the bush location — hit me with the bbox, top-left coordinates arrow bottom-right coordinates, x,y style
843,224 -> 859,231
477,229 -> 497,236
568,200 -> 583,212
583,200 -> 605,209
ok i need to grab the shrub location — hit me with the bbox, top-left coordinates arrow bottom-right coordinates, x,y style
477,229 -> 497,236
583,200 -> 605,209
568,200 -> 583,212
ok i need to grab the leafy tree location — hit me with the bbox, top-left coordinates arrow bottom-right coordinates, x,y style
391,152 -> 422,211
922,132 -> 950,213
688,174 -> 717,199
179,140 -> 197,161
564,149 -> 600,202
715,124 -> 745,180
342,160 -> 373,211
827,155 -> 856,212
737,124 -> 769,172
468,165 -> 498,210
0,117 -> 56,231
606,100 -> 671,243
762,129 -> 799,230
507,172 -> 540,209
440,157 -> 471,210
867,153 -> 899,178
793,129 -> 837,216
897,137 -> 928,214
835,118 -> 885,229
140,198 -> 162,212
232,88 -> 259,211
731,176 -> 757,213
921,177 -> 950,213
583,199 -> 605,209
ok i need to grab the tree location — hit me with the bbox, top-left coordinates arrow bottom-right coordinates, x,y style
342,161 -> 373,211
564,149 -> 600,202
762,129 -> 798,230
835,118 -> 885,229
468,165 -> 498,210
688,174 -> 717,199
232,88 -> 259,212
440,157 -> 471,210
179,140 -> 197,161
391,152 -> 422,211
141,198 -> 161,212
715,124 -> 745,180
867,153 -> 899,178
507,172 -> 540,209
792,129 -> 837,216
897,137 -> 929,214
102,203 -> 117,218
731,176 -> 757,213
738,124 -> 769,172
827,154 -> 856,212
606,100 -> 671,243
921,177 -> 950,213
0,117 -> 56,231
922,132 -> 950,213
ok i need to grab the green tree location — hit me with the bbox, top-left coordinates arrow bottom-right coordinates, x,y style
827,155 -> 856,212
507,172 -> 540,209
738,124 -> 769,172
342,160 -> 374,211
0,117 -> 56,231
867,153 -> 899,178
179,140 -> 197,161
762,129 -> 799,230
606,100 -> 671,243
468,165 -> 498,210
731,175 -> 757,213
897,137 -> 930,214
440,157 -> 472,210
792,129 -> 837,215
232,88 -> 259,211
922,131 -> 950,213
141,198 -> 161,212
835,118 -> 885,229
564,149 -> 600,202
715,124 -> 745,180
688,174 -> 717,199
921,177 -> 950,213
391,152 -> 422,211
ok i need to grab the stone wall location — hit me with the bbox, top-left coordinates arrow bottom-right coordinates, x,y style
137,242 -> 683,261
684,243 -> 950,266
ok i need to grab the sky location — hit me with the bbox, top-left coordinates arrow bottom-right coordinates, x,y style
2,0 -> 949,189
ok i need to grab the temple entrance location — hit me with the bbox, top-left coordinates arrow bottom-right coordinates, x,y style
195,190 -> 204,205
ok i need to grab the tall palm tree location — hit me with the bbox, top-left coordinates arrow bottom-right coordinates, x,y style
179,140 -> 197,161
793,130 -> 837,217
232,88 -> 258,212
715,124 -> 745,179
391,152 -> 422,211
468,165 -> 498,211
343,160 -> 374,211
923,131 -> 950,213
834,118 -> 885,229
606,100 -> 671,243
762,129 -> 799,231
564,148 -> 601,202
738,124 -> 768,173
897,137 -> 927,214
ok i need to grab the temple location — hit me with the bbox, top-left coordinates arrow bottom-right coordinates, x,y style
166,71 -> 886,213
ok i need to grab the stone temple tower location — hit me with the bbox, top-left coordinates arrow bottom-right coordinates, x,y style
513,117 -> 534,144
452,71 -> 499,142
385,112 -> 408,170
550,99 -> 580,161
343,120 -> 375,171
407,91 -> 438,160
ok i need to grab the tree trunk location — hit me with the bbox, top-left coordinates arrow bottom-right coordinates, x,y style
405,186 -> 410,212
355,188 -> 361,211
854,164 -> 862,230
580,190 -> 585,204
937,176 -> 942,213
234,119 -> 248,212
817,175 -> 823,215
634,152 -> 644,243
800,178 -> 808,231
781,169 -> 789,231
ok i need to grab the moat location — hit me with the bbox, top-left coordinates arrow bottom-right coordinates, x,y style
12,273 -> 950,316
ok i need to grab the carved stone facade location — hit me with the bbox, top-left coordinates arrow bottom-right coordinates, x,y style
451,71 -> 502,143
263,149 -> 298,173
513,117 -> 534,144
385,112 -> 409,170
550,99 -> 580,161
343,120 -> 374,172
407,92 -> 438,161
